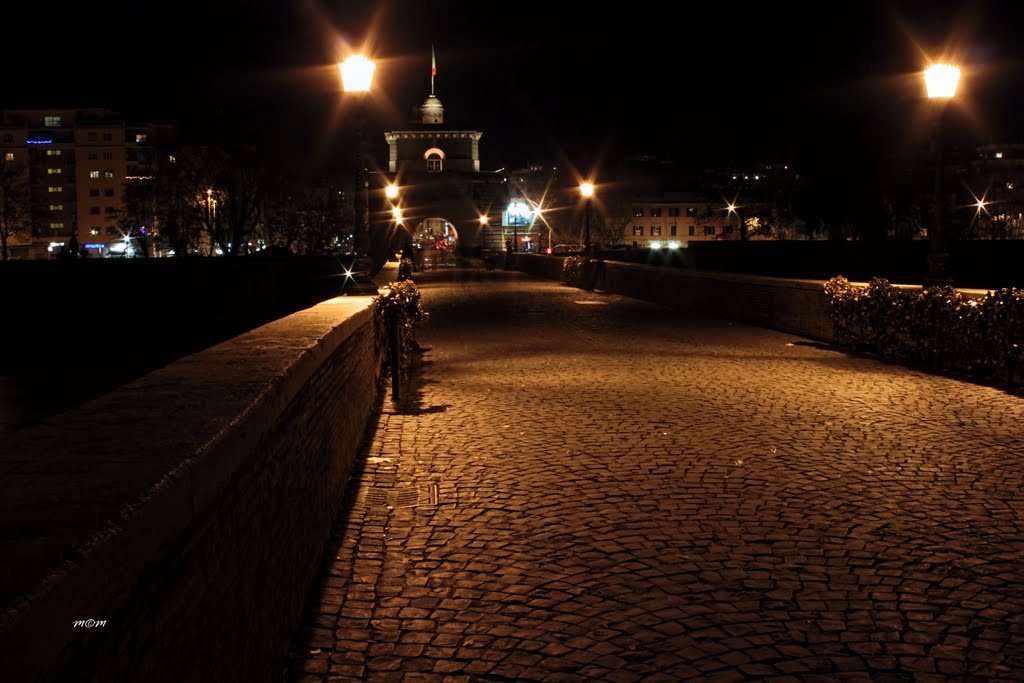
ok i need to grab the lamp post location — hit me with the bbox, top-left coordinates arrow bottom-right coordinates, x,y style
923,63 -> 960,287
580,182 -> 594,258
339,54 -> 377,290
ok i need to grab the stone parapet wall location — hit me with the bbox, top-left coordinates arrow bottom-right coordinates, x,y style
0,296 -> 380,683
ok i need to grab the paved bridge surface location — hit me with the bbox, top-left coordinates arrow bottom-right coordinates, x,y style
285,269 -> 1024,682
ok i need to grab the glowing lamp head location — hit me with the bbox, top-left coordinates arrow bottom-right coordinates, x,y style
391,207 -> 403,223
580,182 -> 595,198
924,64 -> 960,99
479,215 -> 489,225
385,184 -> 399,199
339,55 -> 376,93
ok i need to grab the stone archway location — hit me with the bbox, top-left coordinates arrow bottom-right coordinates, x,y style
412,217 -> 460,269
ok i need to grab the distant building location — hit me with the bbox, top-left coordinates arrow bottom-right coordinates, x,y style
962,142 -> 1024,239
0,109 -> 176,259
375,53 -> 509,262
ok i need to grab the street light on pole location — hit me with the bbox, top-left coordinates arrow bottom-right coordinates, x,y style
339,54 -> 377,291
580,182 -> 594,258
923,62 -> 960,288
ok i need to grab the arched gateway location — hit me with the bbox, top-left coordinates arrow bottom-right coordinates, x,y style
368,48 -> 509,269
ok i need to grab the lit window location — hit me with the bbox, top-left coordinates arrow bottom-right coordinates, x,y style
169,155 -> 176,163
89,170 -> 99,179
48,186 -> 62,193
136,134 -> 148,143
104,170 -> 113,178
49,222 -> 64,229
426,153 -> 442,172
686,207 -> 697,217
632,226 -> 644,236
995,152 -> 1004,159
3,152 -> 12,161
651,226 -> 662,236
44,116 -> 62,127
46,149 -> 61,156
49,204 -> 63,211
633,208 -> 644,217
47,167 -> 62,175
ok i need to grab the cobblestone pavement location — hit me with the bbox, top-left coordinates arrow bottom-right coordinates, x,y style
285,270 -> 1024,682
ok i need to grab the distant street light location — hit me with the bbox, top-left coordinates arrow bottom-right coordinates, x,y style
339,53 -> 377,291
924,62 -> 960,287
508,198 -> 530,253
580,182 -> 594,258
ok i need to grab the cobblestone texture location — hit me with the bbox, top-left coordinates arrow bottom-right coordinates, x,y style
285,270 -> 1024,682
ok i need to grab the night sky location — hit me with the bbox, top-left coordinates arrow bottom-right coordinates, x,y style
3,0 -> 1024,180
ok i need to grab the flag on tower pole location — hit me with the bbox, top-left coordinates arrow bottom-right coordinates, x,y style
431,45 -> 436,95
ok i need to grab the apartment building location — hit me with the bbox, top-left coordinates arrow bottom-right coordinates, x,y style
624,193 -> 750,248
0,109 -> 174,258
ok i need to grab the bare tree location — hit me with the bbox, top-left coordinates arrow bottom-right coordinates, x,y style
173,145 -> 266,256
0,160 -> 31,260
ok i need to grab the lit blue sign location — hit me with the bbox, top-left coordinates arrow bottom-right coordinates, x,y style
84,243 -> 106,249
26,139 -> 53,145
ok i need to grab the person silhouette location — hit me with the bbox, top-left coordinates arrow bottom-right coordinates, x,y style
66,234 -> 80,259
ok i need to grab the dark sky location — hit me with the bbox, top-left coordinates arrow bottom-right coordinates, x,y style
4,0 -> 1024,179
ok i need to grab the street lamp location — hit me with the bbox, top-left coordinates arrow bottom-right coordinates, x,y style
923,62 -> 960,287
339,54 -> 377,291
508,198 -> 530,253
580,182 -> 595,258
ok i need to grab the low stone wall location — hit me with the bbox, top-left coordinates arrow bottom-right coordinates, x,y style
515,254 -> 835,341
0,296 -> 381,683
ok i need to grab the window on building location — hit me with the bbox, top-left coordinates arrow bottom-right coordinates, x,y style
105,207 -> 117,215
705,207 -> 715,217
49,204 -> 63,211
44,116 -> 62,127
650,207 -> 662,217
686,207 -> 697,217
46,149 -> 61,156
633,208 -> 644,217
89,170 -> 99,178
89,189 -> 100,197
48,186 -> 62,193
47,167 -> 62,175
136,133 -> 148,143
651,226 -> 662,236
724,225 -> 734,235
103,170 -> 113,178
670,225 -> 677,236
426,153 -> 442,172
689,225 -> 696,236
102,133 -> 113,141
2,135 -> 12,143
89,207 -> 101,215
632,226 -> 644,236
88,152 -> 98,160
3,152 -> 13,161
704,225 -> 715,236
49,222 -> 64,229
103,152 -> 113,160
668,207 -> 680,217
104,189 -> 114,197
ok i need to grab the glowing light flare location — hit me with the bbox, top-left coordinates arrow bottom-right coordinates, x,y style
339,55 -> 376,93
391,207 -> 403,223
580,182 -> 595,198
385,184 -> 399,199
479,215 -> 489,224
924,64 -> 960,99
